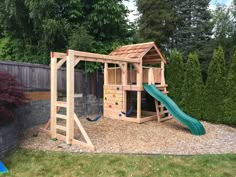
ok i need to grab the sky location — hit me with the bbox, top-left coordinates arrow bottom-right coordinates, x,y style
123,0 -> 234,22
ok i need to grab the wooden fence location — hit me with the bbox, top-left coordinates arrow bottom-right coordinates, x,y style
0,61 -> 103,95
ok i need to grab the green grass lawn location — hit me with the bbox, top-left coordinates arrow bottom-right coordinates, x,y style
2,149 -> 236,177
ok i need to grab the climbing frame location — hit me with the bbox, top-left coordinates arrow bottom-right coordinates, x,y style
42,42 -> 173,151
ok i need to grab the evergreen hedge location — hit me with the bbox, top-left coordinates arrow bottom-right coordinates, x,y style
224,50 -> 236,126
181,53 -> 204,119
204,47 -> 226,123
166,50 -> 184,105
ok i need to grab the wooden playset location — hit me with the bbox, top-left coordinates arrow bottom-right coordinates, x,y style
42,41 -> 205,152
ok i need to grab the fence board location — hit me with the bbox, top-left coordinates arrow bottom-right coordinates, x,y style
0,61 -> 98,94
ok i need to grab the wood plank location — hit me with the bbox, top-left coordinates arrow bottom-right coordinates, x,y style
24,91 -> 50,101
56,114 -> 67,120
104,97 -> 124,101
51,52 -> 67,59
132,63 -> 140,73
155,100 -> 161,123
160,116 -> 173,122
74,59 -> 80,67
39,128 -> 50,136
56,125 -> 66,131
73,50 -> 141,63
103,105 -> 123,110
138,115 -> 157,123
57,57 -> 66,69
72,139 -> 95,151
104,93 -> 124,98
104,63 -> 108,85
56,101 -> 67,108
66,50 -> 75,144
50,57 -> 57,138
56,133 -> 66,141
74,113 -> 94,146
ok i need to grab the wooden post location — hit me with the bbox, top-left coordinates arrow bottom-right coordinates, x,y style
66,50 -> 75,144
50,53 -> 57,138
161,61 -> 165,85
160,61 -> 165,115
104,63 -> 108,85
122,63 -> 128,113
136,62 -> 142,120
155,100 -> 161,123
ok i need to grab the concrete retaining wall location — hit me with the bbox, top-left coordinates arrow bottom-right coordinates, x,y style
0,95 -> 102,158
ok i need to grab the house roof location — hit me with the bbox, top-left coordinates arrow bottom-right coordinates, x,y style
109,42 -> 166,64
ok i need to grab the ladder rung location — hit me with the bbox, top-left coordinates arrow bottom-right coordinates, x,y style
56,125 -> 66,131
160,110 -> 169,114
161,116 -> 173,122
56,114 -> 67,119
56,101 -> 67,108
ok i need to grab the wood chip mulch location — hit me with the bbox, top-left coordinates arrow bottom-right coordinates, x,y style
19,117 -> 236,155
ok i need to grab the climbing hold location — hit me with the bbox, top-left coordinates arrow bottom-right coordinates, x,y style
119,114 -> 122,117
113,94 -> 116,98
105,97 -> 107,100
116,87 -> 120,90
109,105 -> 112,108
115,102 -> 118,105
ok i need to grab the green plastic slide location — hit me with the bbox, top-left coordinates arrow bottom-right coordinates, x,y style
143,84 -> 205,136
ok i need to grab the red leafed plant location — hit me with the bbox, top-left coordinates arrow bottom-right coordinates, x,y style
0,71 -> 27,126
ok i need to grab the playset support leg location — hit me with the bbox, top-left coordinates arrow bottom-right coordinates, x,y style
155,100 -> 161,123
122,63 -> 128,113
50,55 -> 57,138
136,62 -> 142,120
66,50 -> 75,144
104,62 -> 108,85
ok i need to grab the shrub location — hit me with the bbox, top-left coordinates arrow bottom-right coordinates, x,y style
166,50 -> 184,105
0,72 -> 26,126
224,50 -> 236,126
181,53 -> 204,119
204,47 -> 226,123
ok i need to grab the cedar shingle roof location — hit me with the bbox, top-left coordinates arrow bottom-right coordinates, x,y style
109,42 -> 166,64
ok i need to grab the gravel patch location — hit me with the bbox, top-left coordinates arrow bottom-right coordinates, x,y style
19,117 -> 236,155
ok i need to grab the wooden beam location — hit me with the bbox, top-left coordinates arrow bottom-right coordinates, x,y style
66,50 -> 75,144
161,61 -> 166,85
104,63 -> 108,85
74,58 -> 80,67
155,100 -> 161,123
122,63 -> 127,113
144,53 -> 160,58
136,62 -> 142,120
51,52 -> 67,59
143,60 -> 162,64
56,57 -> 66,69
132,63 -> 140,73
153,45 -> 166,63
74,113 -> 94,147
118,63 -> 125,73
73,50 -> 140,63
50,56 -> 57,138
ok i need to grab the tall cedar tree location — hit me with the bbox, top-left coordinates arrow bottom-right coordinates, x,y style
136,0 -> 212,54
224,50 -> 236,126
181,53 -> 204,119
136,0 -> 177,50
205,47 -> 226,123
174,0 -> 212,56
166,50 -> 184,105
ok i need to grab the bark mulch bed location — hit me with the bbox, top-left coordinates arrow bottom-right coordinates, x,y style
19,117 -> 236,155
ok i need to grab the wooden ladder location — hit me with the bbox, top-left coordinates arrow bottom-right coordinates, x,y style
42,101 -> 95,151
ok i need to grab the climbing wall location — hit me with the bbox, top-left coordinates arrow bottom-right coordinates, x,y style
103,85 -> 126,119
